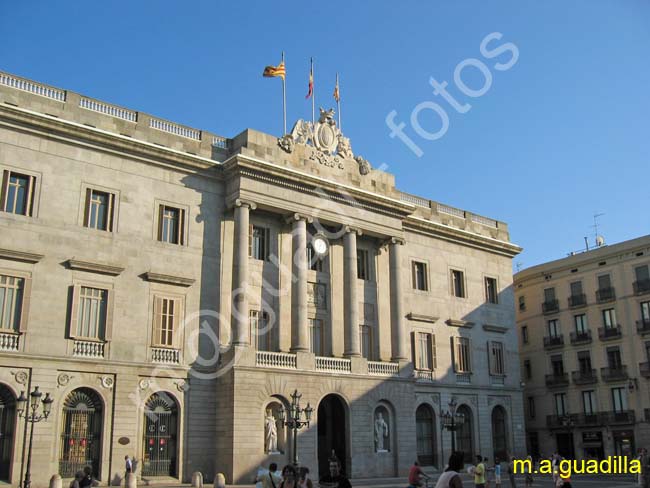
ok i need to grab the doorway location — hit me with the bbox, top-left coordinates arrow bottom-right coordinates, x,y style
317,394 -> 348,478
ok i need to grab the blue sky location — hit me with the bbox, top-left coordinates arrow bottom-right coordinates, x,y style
2,1 -> 648,269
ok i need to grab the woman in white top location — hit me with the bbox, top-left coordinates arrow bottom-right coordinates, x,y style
435,452 -> 465,488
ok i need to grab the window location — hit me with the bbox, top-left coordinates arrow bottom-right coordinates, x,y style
451,270 -> 465,298
485,277 -> 498,304
642,302 -> 650,322
636,265 -> 650,282
578,351 -> 592,374
75,287 -> 107,339
611,387 -> 627,412
1,170 -> 35,216
413,332 -> 436,370
607,347 -> 622,369
309,318 -> 323,355
547,319 -> 560,338
521,325 -> 529,344
412,262 -> 428,291
570,281 -> 583,296
645,341 -> 650,362
84,189 -> 115,231
583,390 -> 597,415
249,225 -> 269,261
523,359 -> 532,379
598,274 -> 612,290
158,205 -> 185,245
0,274 -> 24,332
357,249 -> 370,280
574,314 -> 588,334
518,295 -> 526,311
555,393 -> 567,416
359,324 -> 373,359
528,397 -> 536,419
306,244 -> 323,272
152,296 -> 182,347
452,337 -> 471,373
250,310 -> 271,351
602,308 -> 617,328
489,341 -> 505,375
551,355 -> 564,376
544,287 -> 556,302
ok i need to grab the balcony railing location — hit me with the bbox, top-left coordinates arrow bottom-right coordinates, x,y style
543,335 -> 564,349
72,340 -> 105,359
546,414 -> 578,429
549,411 -> 635,428
545,373 -> 569,387
571,369 -> 598,385
570,330 -> 592,345
568,294 -> 587,308
596,287 -> 616,303
255,351 -> 297,369
604,410 -> 635,425
640,362 -> 650,378
368,361 -> 399,376
634,279 -> 650,295
414,370 -> 434,382
316,356 -> 351,374
542,299 -> 560,314
0,332 -> 20,352
600,365 -> 628,382
637,319 -> 650,334
151,347 -> 180,365
598,325 -> 622,340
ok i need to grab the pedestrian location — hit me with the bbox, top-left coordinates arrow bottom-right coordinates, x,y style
556,471 -> 571,488
484,458 -> 493,488
507,456 -> 516,488
297,466 -> 313,488
435,451 -> 464,488
409,460 -> 429,487
124,455 -> 133,482
69,471 -> 84,488
494,458 -> 502,488
254,462 -> 282,488
474,455 -> 486,488
80,466 -> 97,488
319,455 -> 352,488
279,465 -> 297,488
524,456 -> 533,488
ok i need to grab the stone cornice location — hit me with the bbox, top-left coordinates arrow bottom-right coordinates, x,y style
445,319 -> 475,328
406,313 -> 439,324
483,324 -> 509,334
142,272 -> 195,287
404,216 -> 522,258
65,259 -> 124,276
0,248 -> 44,264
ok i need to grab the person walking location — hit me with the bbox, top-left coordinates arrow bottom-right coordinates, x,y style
524,456 -> 534,488
474,455 -> 486,488
434,451 -> 464,488
279,465 -> 298,488
254,462 -> 282,488
69,471 -> 84,488
297,467 -> 313,488
507,456 -> 516,488
494,458 -> 502,488
319,456 -> 352,488
409,460 -> 428,487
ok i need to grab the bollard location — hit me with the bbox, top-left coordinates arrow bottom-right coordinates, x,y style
126,472 -> 137,488
191,472 -> 203,488
49,474 -> 62,488
214,472 -> 226,488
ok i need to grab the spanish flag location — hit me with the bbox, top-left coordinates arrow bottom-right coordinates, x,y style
305,59 -> 314,99
333,73 -> 340,103
263,60 -> 286,81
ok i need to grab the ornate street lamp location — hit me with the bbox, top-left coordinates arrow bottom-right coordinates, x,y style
17,387 -> 54,488
278,389 -> 313,467
440,398 -> 464,453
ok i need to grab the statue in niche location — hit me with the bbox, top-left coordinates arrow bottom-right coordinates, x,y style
374,411 -> 389,452
265,409 -> 279,453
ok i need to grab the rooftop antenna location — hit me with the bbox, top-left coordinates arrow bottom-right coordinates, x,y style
592,213 -> 605,247
516,262 -> 523,272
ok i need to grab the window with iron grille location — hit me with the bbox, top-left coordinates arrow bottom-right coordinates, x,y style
84,189 -> 115,232
0,275 -> 23,332
1,170 -> 35,216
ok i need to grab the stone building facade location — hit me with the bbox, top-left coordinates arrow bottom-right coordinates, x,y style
0,71 -> 524,486
515,235 -> 650,460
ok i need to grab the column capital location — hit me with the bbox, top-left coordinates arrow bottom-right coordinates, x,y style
285,212 -> 313,225
380,236 -> 405,251
234,199 -> 257,210
344,225 -> 363,236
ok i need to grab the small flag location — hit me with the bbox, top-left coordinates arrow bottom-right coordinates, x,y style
263,60 -> 286,81
306,60 -> 314,99
333,74 -> 340,103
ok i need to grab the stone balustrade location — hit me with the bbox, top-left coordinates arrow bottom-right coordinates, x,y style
315,356 -> 351,373
151,347 -> 180,365
367,361 -> 399,376
0,332 -> 19,352
72,339 -> 105,359
255,351 -> 297,369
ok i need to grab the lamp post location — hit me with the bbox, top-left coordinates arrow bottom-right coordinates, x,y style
278,389 -> 313,467
16,386 -> 54,488
440,398 -> 464,455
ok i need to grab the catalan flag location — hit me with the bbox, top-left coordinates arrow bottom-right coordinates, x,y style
333,73 -> 340,103
263,60 -> 286,80
305,59 -> 314,99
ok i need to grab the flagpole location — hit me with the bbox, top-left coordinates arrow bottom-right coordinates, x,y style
311,57 -> 315,127
282,51 -> 287,135
337,73 -> 342,130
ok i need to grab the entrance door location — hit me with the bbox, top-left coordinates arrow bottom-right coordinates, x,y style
317,395 -> 347,478
142,393 -> 178,477
556,433 -> 575,459
456,405 -> 474,464
0,384 -> 16,482
416,404 -> 437,467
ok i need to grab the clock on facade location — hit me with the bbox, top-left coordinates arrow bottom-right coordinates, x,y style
312,235 -> 328,256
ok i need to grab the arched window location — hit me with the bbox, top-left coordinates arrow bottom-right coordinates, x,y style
456,405 -> 474,464
59,388 -> 103,478
492,406 -> 508,460
415,404 -> 437,467
142,392 -> 178,477
0,384 -> 16,481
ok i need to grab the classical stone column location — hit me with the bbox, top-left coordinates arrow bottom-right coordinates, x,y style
289,213 -> 311,352
232,199 -> 255,346
343,227 -> 361,357
389,237 -> 407,361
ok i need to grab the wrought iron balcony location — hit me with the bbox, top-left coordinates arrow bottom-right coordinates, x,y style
596,286 -> 616,303
598,325 -> 622,341
572,369 -> 598,385
637,318 -> 650,334
545,372 -> 569,388
600,365 -> 628,382
603,410 -> 635,425
543,335 -> 564,349
546,413 -> 578,429
570,330 -> 592,345
542,299 -> 560,314
640,362 -> 650,378
568,293 -> 587,308
634,279 -> 650,295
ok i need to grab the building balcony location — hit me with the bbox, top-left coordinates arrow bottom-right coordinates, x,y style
637,319 -> 650,335
545,373 -> 569,388
596,287 -> 616,303
634,279 -> 650,295
151,347 -> 180,365
543,335 -> 564,349
575,413 -> 602,427
570,330 -> 592,345
72,339 -> 106,359
546,414 -> 578,429
640,362 -> 650,378
598,325 -> 622,341
568,293 -> 587,308
572,369 -> 598,385
0,331 -> 20,352
600,365 -> 628,382
603,410 -> 635,425
256,350 -> 297,369
542,299 -> 560,314
367,360 -> 399,376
